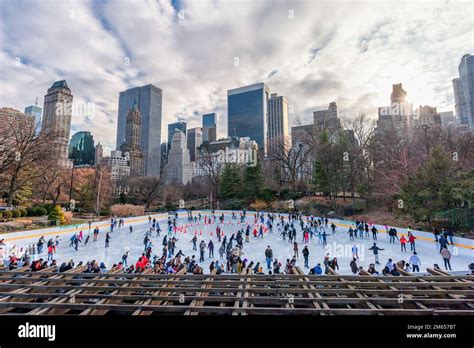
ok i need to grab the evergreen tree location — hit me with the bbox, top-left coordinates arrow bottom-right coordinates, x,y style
219,163 -> 241,199
399,145 -> 455,222
312,160 -> 330,196
242,160 -> 264,201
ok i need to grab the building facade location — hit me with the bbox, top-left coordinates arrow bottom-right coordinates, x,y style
376,83 -> 413,137
101,150 -> 130,195
120,102 -> 144,177
116,84 -> 162,177
164,130 -> 193,185
267,93 -> 290,152
167,121 -> 187,152
41,80 -> 73,167
68,131 -> 95,166
455,54 -> 474,128
313,101 -> 342,132
95,143 -> 103,166
187,127 -> 202,162
202,113 -> 217,143
24,103 -> 42,134
227,82 -> 270,155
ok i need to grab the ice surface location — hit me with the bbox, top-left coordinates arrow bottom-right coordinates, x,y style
2,211 -> 473,275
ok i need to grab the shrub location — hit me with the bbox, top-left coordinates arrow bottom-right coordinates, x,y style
11,210 -> 21,218
250,199 -> 268,211
109,204 -> 145,217
63,211 -> 73,224
0,212 -> 3,219
36,207 -> 47,216
27,207 -> 37,216
48,205 -> 66,224
19,208 -> 28,217
3,210 -> 13,219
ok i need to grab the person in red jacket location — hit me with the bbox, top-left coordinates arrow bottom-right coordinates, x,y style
400,235 -> 407,252
408,232 -> 417,252
47,245 -> 54,261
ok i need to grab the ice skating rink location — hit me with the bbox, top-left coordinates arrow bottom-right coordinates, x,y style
1,211 -> 473,275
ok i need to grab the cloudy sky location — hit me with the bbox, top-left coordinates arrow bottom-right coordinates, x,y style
1,0 -> 473,153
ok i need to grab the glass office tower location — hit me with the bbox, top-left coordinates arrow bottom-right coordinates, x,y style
227,83 -> 270,155
202,112 -> 217,142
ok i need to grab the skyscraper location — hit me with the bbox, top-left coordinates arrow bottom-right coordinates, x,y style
116,84 -> 162,177
452,78 -> 466,124
376,83 -> 413,136
68,131 -> 95,166
41,80 -> 73,167
202,113 -> 217,143
24,99 -> 42,134
120,102 -> 144,177
453,54 -> 474,128
95,142 -> 103,166
167,121 -> 187,152
313,102 -> 342,131
164,130 -> 193,185
267,93 -> 290,152
227,82 -> 270,155
187,127 -> 202,162
101,150 -> 130,195
0,107 -> 35,140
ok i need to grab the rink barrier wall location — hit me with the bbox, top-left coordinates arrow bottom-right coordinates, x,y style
1,210 -> 473,250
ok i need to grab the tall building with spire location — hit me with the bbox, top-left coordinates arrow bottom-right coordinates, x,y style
116,84 -> 162,177
376,83 -> 413,136
24,97 -> 42,134
120,101 -> 144,177
41,80 -> 73,167
164,129 -> 193,185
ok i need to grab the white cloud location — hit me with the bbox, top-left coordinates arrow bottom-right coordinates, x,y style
1,0 -> 472,154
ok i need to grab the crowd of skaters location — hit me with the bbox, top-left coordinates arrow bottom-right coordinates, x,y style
0,210 -> 472,277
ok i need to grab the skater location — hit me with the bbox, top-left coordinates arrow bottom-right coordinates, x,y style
93,227 -> 99,242
368,243 -> 384,264
440,247 -> 452,271
122,250 -> 129,267
408,232 -> 417,252
84,235 -> 90,246
265,246 -> 273,270
400,235 -> 407,252
409,252 -> 421,272
47,245 -> 54,261
218,243 -> 225,260
350,258 -> 358,275
351,245 -> 359,259
330,222 -> 336,234
438,235 -> 449,253
199,241 -> 206,262
348,227 -> 354,241
208,240 -> 214,258
293,242 -> 299,259
191,235 -> 197,250
302,246 -> 310,268
309,263 -> 323,275
371,226 -> 378,240
105,232 -> 111,248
